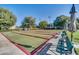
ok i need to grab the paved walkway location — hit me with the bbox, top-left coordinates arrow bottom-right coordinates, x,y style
46,34 -> 61,55
74,44 -> 79,48
37,33 -> 60,55
37,32 -> 76,55
0,33 -> 25,55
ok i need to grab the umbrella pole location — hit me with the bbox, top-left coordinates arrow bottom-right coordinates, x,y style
71,32 -> 73,42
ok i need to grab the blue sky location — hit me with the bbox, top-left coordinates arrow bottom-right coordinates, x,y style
0,4 -> 79,26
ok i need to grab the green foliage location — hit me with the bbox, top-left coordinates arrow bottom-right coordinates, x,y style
0,8 -> 16,30
76,18 -> 79,29
39,20 -> 48,29
77,18 -> 79,23
21,16 -> 36,30
53,15 -> 69,28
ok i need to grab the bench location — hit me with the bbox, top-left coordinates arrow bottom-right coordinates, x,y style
56,38 -> 65,54
56,32 -> 73,54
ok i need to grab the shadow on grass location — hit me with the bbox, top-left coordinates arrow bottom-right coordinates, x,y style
74,38 -> 79,40
10,40 -> 35,48
19,44 -> 35,48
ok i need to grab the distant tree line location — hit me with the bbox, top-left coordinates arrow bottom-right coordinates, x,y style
20,15 -> 79,30
20,16 -> 48,30
0,7 -> 79,31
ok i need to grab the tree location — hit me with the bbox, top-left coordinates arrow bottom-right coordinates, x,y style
39,20 -> 48,29
21,16 -> 36,30
53,15 -> 70,29
76,18 -> 79,29
0,8 -> 16,30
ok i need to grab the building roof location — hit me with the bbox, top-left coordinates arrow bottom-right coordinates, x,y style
70,4 -> 77,14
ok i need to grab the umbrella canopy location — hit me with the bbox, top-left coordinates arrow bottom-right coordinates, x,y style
68,4 -> 77,32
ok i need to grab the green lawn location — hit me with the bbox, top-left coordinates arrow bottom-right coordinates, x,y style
75,48 -> 79,55
22,30 -> 61,35
67,30 -> 79,44
2,32 -> 46,52
14,31 -> 52,39
2,30 -> 61,52
67,30 -> 79,54
14,30 -> 61,39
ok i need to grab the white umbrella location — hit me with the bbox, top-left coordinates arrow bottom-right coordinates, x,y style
68,4 -> 77,32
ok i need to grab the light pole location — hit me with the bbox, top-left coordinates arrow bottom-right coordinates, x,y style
48,16 -> 51,30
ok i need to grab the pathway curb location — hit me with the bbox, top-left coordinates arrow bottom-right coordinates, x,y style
0,32 -> 30,55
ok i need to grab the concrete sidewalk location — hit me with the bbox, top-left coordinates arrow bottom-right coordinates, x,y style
37,32 -> 76,55
0,33 -> 25,55
37,33 -> 60,55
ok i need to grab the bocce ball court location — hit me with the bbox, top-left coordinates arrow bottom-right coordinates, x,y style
2,30 -> 60,54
